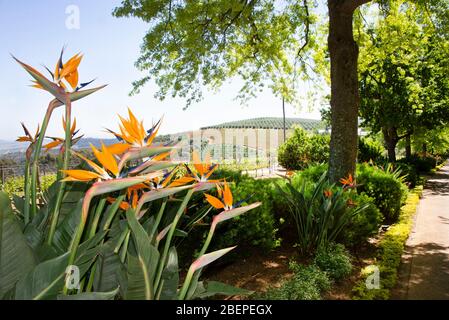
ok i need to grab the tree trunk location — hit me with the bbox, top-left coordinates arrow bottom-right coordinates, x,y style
405,134 -> 412,159
328,1 -> 362,182
422,143 -> 428,156
382,127 -> 398,162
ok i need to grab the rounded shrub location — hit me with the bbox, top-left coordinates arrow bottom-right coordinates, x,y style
261,263 -> 331,300
314,243 -> 353,282
356,163 -> 408,222
341,192 -> 383,245
211,177 -> 280,250
308,134 -> 330,164
278,127 -> 310,170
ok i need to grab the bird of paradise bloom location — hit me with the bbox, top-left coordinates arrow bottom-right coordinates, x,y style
31,48 -> 93,93
44,117 -> 83,152
205,181 -> 234,211
107,183 -> 150,211
17,122 -> 40,161
61,143 -> 122,182
169,151 -> 219,187
340,174 -> 355,188
105,108 -> 163,155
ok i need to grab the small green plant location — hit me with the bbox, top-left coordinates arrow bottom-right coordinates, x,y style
276,173 -> 369,255
260,262 -> 331,300
314,243 -> 353,282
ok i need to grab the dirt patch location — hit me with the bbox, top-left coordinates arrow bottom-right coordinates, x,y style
204,239 -> 380,300
203,245 -> 299,299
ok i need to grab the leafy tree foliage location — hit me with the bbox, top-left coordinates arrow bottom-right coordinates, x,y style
358,2 -> 449,161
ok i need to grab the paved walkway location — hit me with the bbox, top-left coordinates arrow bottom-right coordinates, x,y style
395,163 -> 449,299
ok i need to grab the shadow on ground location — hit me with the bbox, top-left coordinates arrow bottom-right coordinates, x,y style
394,242 -> 449,300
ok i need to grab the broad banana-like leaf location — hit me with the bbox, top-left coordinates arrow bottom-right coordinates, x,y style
57,287 -> 119,300
14,231 -> 107,300
0,192 -> 37,298
213,202 -> 262,226
93,242 -> 122,293
125,210 -> 160,300
192,281 -> 253,299
11,194 -> 24,216
159,246 -> 179,300
52,199 -> 83,254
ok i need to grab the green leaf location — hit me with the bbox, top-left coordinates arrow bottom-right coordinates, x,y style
52,199 -> 83,254
193,281 -> 253,299
0,192 -> 37,298
14,231 -> 107,300
159,246 -> 179,300
125,209 -> 160,300
93,242 -> 123,292
57,287 -> 119,300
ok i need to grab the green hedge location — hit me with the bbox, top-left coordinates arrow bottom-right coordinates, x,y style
352,185 -> 423,300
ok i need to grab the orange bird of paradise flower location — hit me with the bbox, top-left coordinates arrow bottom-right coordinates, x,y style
107,183 -> 150,211
17,122 -> 40,161
44,117 -> 83,153
62,143 -> 123,182
204,181 -> 234,211
105,108 -> 163,155
169,151 -> 219,187
339,174 -> 355,188
323,189 -> 333,198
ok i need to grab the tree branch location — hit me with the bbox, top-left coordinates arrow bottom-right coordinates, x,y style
342,0 -> 373,13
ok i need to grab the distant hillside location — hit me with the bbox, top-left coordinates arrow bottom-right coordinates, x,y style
0,138 -> 118,155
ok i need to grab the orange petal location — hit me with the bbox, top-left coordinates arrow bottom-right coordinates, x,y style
92,143 -> 119,177
223,181 -> 233,208
72,150 -> 107,177
153,151 -> 170,161
168,176 -> 195,187
44,140 -> 62,150
17,136 -> 33,142
65,69 -> 79,89
205,194 -> 225,210
192,151 -> 205,176
106,142 -> 131,155
61,169 -> 101,182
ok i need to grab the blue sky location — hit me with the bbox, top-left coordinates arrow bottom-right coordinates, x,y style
0,0 -> 322,141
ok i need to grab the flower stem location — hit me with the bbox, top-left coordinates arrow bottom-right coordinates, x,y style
47,98 -> 71,245
30,102 -> 57,218
63,188 -> 93,295
154,189 -> 194,292
23,160 -> 31,225
149,199 -> 167,243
